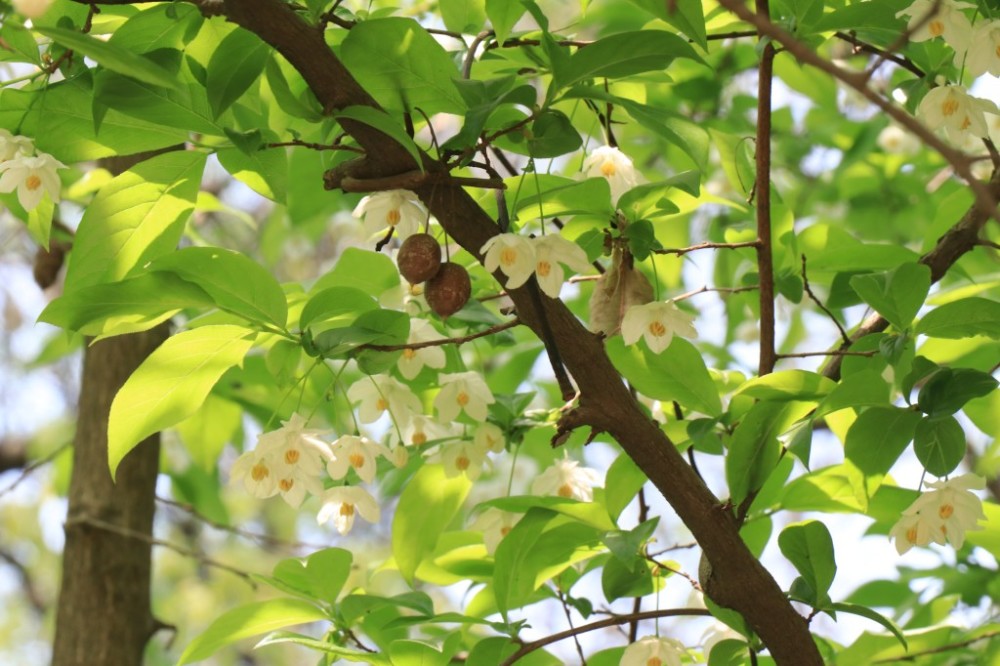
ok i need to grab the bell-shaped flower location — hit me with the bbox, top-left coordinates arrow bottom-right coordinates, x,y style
877,125 -> 920,154
474,422 -> 505,453
917,85 -> 998,143
435,371 -> 495,422
264,413 -> 333,475
965,20 -> 1000,78
0,152 -> 66,211
903,474 -> 986,549
890,512 -> 945,555
621,300 -> 698,354
481,233 -> 536,290
434,439 -> 490,480
583,145 -> 639,202
531,455 -> 601,502
896,0 -> 974,44
398,319 -> 446,380
404,414 -> 454,448
317,486 -> 381,536
352,189 -> 425,242
229,445 -> 281,499
0,130 -> 34,161
532,234 -> 592,298
347,375 -> 422,427
470,507 -> 520,555
620,635 -> 686,666
327,434 -> 390,484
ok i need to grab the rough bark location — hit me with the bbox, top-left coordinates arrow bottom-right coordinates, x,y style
51,153 -> 169,666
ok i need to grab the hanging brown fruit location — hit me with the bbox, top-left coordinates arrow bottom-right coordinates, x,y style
425,262 -> 471,318
397,233 -> 442,284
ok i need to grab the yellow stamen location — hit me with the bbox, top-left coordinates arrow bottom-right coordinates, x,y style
942,98 -> 959,117
412,432 -> 427,446
456,455 -> 470,471
456,391 -> 470,406
906,525 -> 918,544
376,397 -> 389,410
284,449 -> 300,465
960,115 -> 972,130
536,260 -> 552,277
251,463 -> 269,481
600,160 -> 616,177
648,321 -> 667,337
647,659 -> 663,666
939,504 -> 954,519
403,349 -> 416,359
386,208 -> 401,226
349,453 -> 365,469
279,478 -> 294,492
557,483 -> 573,498
25,174 -> 41,191
929,19 -> 944,37
500,247 -> 518,267
340,503 -> 355,517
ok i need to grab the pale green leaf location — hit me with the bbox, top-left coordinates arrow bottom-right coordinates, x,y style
916,297 -> 1000,339
337,105 -> 424,172
207,28 -> 271,117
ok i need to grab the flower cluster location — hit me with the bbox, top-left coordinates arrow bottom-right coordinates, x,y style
890,474 -> 987,555
481,232 -> 591,298
0,130 -> 66,211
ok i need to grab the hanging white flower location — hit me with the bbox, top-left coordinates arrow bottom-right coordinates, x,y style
531,234 -> 592,298
470,508 -> 520,555
891,474 -> 987,554
403,414 -> 454,448
434,371 -> 495,422
0,129 -> 34,161
474,422 -> 505,453
262,413 -> 333,507
531,455 -> 601,502
582,145 -> 639,202
317,486 -> 381,535
621,300 -> 698,354
229,446 -> 281,499
398,319 -> 446,380
876,125 -> 920,154
326,434 -> 390,484
896,0 -> 975,44
352,189 -> 425,241
347,375 -> 422,426
917,85 -> 998,143
619,635 -> 686,666
0,152 -> 66,211
481,233 -> 536,290
435,439 -> 490,480
964,19 -> 1000,78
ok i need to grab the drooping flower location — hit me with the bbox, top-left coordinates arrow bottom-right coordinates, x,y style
317,486 -> 381,535
326,434 -> 390,484
471,508 -> 520,555
347,375 -> 422,426
481,233 -> 536,289
900,474 -> 987,550
620,635 -> 686,666
261,413 -> 333,507
531,234 -> 592,298
435,371 -> 495,422
230,445 -> 281,499
877,125 -> 920,154
889,512 -> 943,555
0,153 -> 66,211
403,414 -> 454,448
918,85 -> 998,143
474,422 -> 505,453
896,0 -> 975,44
435,439 -> 490,480
531,455 -> 601,502
11,0 -> 53,19
398,319 -> 446,380
965,19 -> 1000,78
583,145 -> 639,202
621,300 -> 698,354
352,189 -> 425,242
0,129 -> 34,161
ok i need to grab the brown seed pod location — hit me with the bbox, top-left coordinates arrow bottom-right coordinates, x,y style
425,262 -> 471,319
397,233 -> 442,284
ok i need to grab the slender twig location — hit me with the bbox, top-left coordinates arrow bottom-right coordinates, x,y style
833,31 -> 925,79
648,541 -> 699,557
673,285 -> 758,302
864,0 -> 941,80
498,609 -> 712,666
801,254 -> 851,345
753,0 -> 777,377
0,547 -> 46,613
462,30 -> 494,79
647,556 -> 702,591
0,444 -> 69,500
873,629 -> 1000,663
654,240 -> 760,256
777,350 -> 878,359
361,318 -> 521,352
554,587 -> 588,665
265,140 -> 364,153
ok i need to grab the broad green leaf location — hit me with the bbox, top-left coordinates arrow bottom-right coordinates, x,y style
107,4 -> 203,53
94,71 -> 224,136
26,197 -> 54,250
299,286 -> 378,330
849,263 -> 931,331
513,177 -> 612,220
108,325 -> 254,478
177,599 -> 327,664
272,548 -> 353,605
38,272 -> 213,337
174,394 -> 242,470
389,639 -> 451,666
916,368 -> 998,419
255,632 -> 390,664
778,521 -> 837,606
825,602 -> 907,651
440,0 -> 487,34
393,464 -> 471,585
35,26 -> 181,90
603,453 -> 647,520
606,336 -> 722,417
311,247 -> 401,299
916,297 -> 1000,339
781,465 -> 864,514
625,0 -> 707,48
524,108 -> 583,158
313,309 -> 410,358
814,369 -> 891,418
486,0 -> 526,44
340,18 -> 465,115
337,105 -> 424,171
844,407 -> 921,508
808,244 -> 920,272
217,146 -> 288,202
913,415 -> 966,476
734,370 -> 836,402
148,247 -> 288,329
481,495 -> 615,531
66,151 -> 207,289
206,28 -> 271,117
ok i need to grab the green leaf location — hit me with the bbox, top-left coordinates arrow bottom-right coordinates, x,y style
734,370 -> 836,402
513,176 -> 612,220
913,415 -> 966,476
66,151 -> 206,289
148,247 -> 289,329
440,0 -> 487,34
107,4 -> 203,54
603,453 -> 647,520
38,272 -> 213,337
844,407 -> 922,508
35,26 -> 181,90
916,297 -> 1000,340
486,0 -> 526,44
255,632 -> 390,664
393,464 -> 471,585
606,336 -> 722,417
849,263 -> 931,331
778,521 -> 837,606
174,394 -> 242,471
206,28 -> 271,117
312,247 -> 401,298
26,196 -> 54,250
108,325 -> 254,479
916,368 -> 998,418
177,599 -> 327,665
814,369 -> 891,418
217,146 -> 288,202
94,72 -> 223,136
389,639 -> 451,666
825,602 -> 907,650
625,0 -> 707,48
272,548 -> 353,605
337,105 -> 424,171
299,286 -> 379,331
341,18 -> 465,115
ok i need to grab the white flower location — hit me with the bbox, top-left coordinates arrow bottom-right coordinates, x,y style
896,0 -> 974,44
481,233 -> 536,290
531,455 -> 601,502
965,20 -> 1000,78
583,145 -> 639,202
317,486 -> 381,535
474,422 -> 505,453
917,85 -> 998,143
398,319 -> 446,380
621,300 -> 698,354
260,413 -> 333,507
620,635 -> 686,666
435,371 -> 495,422
352,189 -> 425,241
387,444 -> 409,468
0,153 -> 66,211
435,439 -> 489,480
12,0 -> 53,19
403,414 -> 454,447
0,129 -> 34,161
701,620 -> 743,657
532,234 -> 592,298
347,375 -> 422,426
902,474 -> 987,549
230,446 -> 281,499
877,125 -> 920,154
471,508 -> 520,555
890,512 -> 944,555
327,434 -> 390,484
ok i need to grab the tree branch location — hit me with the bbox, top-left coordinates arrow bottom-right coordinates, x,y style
753,0 -> 777,377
